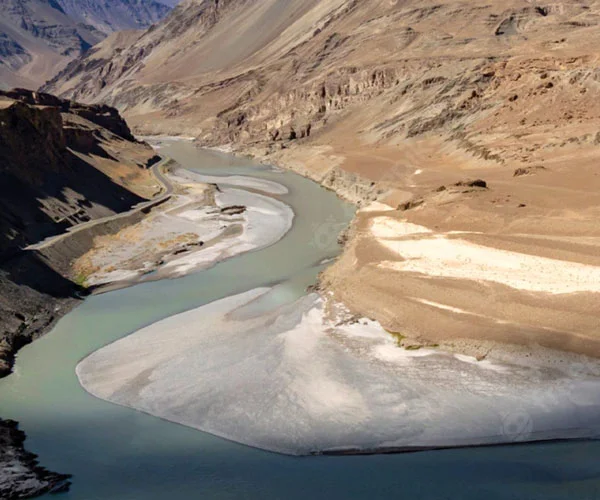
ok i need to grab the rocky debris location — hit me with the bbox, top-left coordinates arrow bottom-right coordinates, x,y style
398,199 -> 425,211
337,227 -> 350,247
0,419 -> 71,499
514,166 -> 547,177
455,179 -> 488,189
494,6 -> 549,36
172,241 -> 204,256
220,205 -> 246,216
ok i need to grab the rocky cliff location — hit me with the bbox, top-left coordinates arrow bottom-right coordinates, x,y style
0,420 -> 71,499
0,0 -> 171,90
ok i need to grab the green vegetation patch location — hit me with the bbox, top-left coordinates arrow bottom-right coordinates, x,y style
73,272 -> 89,288
385,329 -> 406,347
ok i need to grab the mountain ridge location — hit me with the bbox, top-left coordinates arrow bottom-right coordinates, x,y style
0,87 -> 163,497
0,0 -> 171,89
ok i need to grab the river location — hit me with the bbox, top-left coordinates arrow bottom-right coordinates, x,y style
1,141 -> 600,499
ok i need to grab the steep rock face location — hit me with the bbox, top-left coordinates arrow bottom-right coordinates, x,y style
44,0 -> 249,101
0,420 -> 71,499
0,34 -> 32,73
0,0 -> 172,89
1,88 -> 137,140
0,90 -> 145,258
0,0 -> 104,88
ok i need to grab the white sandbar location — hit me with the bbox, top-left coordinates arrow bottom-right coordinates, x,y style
77,289 -> 600,455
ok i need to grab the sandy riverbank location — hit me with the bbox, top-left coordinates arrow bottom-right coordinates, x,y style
319,190 -> 600,361
225,136 -> 600,362
73,165 -> 294,289
77,286 -> 600,456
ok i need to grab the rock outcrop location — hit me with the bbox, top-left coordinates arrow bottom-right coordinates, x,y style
0,420 -> 71,499
0,88 -> 158,375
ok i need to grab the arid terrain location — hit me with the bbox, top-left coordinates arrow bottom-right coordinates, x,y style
0,0 -> 171,89
3,1 -> 600,494
44,0 -> 600,360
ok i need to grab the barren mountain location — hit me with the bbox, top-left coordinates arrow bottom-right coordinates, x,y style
0,0 -> 171,90
55,0 -> 171,36
45,0 -> 600,357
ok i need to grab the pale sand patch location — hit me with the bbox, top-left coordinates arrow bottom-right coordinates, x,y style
410,298 -> 475,315
77,289 -> 600,455
358,201 -> 396,213
372,217 -> 600,294
369,217 -> 431,238
162,188 -> 293,276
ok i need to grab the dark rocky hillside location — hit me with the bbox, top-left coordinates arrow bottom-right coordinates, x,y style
0,88 -> 159,375
0,88 -> 160,498
0,89 -> 143,260
0,420 -> 71,499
